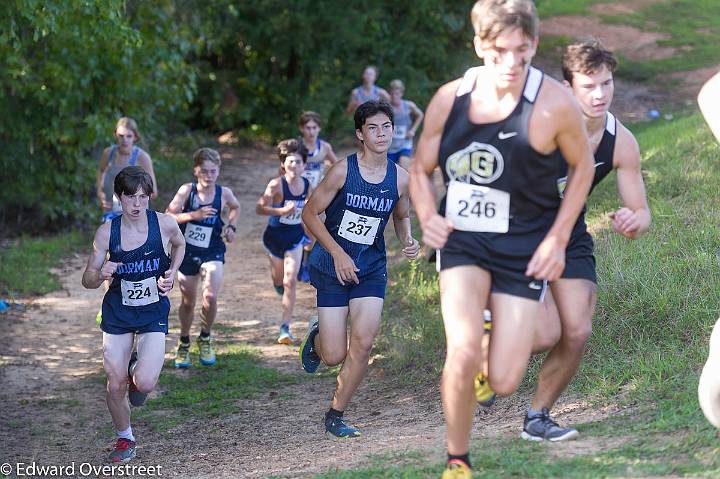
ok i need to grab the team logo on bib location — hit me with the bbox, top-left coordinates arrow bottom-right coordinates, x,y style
446,142 -> 504,184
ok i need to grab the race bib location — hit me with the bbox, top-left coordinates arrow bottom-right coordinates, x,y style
185,223 -> 213,248
121,277 -> 159,307
393,125 -> 407,141
279,200 -> 303,225
445,181 -> 509,233
337,210 -> 381,245
303,169 -> 322,189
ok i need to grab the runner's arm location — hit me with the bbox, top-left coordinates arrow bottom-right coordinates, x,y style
409,81 -> 458,249
165,184 -> 202,224
346,90 -> 360,115
322,141 -> 339,168
698,71 -> 720,142
407,100 -> 425,139
611,125 -> 650,239
301,160 -> 360,284
527,87 -> 594,281
82,224 -> 113,289
255,179 -> 293,216
137,150 -> 159,200
393,168 -> 420,259
96,148 -> 111,207
378,88 -> 391,102
157,214 -> 185,294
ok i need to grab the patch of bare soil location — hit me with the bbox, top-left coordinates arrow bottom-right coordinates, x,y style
542,16 -> 675,62
1,143 -> 625,478
658,66 -> 719,101
590,0 -> 662,16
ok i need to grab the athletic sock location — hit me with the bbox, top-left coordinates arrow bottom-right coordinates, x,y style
447,452 -> 471,469
528,406 -> 544,418
180,336 -> 190,344
199,330 -> 210,339
117,426 -> 135,442
326,408 -> 343,419
281,322 -> 290,330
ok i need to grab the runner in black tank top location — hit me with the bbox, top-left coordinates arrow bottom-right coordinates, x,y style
409,2 -> 595,474
166,148 -> 241,369
82,166 -> 185,463
525,40 -> 651,444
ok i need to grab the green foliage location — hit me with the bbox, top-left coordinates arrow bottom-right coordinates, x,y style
0,0 -> 195,227
181,0 -> 475,139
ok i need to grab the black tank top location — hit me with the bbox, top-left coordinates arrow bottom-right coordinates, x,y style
557,112 -> 617,198
438,66 -> 560,234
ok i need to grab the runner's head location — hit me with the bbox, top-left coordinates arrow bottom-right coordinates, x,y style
192,147 -> 221,186
354,100 -> 394,154
362,65 -> 379,86
115,117 -> 142,153
298,111 -> 322,141
471,0 -> 539,89
389,79 -> 405,103
277,138 -> 307,177
562,40 -> 617,119
114,166 -> 153,218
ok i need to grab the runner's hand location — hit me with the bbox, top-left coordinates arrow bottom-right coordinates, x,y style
609,207 -> 641,239
223,225 -> 236,243
280,202 -> 296,215
157,270 -> 175,296
421,214 -> 454,249
193,206 -> 217,221
402,237 -> 421,259
526,235 -> 565,281
332,249 -> 360,285
406,130 -> 415,139
100,261 -> 122,280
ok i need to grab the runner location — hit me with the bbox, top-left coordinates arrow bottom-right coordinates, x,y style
82,166 -> 185,463
165,148 -> 241,368
409,1 -> 595,476
698,70 -> 720,428
520,40 -> 651,442
96,117 -> 158,223
95,117 -> 158,324
345,65 -> 390,114
299,99 -> 420,438
257,139 -> 311,344
387,79 -> 424,172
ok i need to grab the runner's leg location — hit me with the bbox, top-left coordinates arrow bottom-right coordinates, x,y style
103,332 -> 134,430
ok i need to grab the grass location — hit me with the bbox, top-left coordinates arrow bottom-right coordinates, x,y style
0,230 -> 90,297
136,343 -> 299,432
347,112 -> 720,477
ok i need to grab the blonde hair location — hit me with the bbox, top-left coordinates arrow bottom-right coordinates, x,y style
471,0 -> 538,44
115,117 -> 143,146
193,147 -> 222,167
298,111 -> 322,128
389,79 -> 405,92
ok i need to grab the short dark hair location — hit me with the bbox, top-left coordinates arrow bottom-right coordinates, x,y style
277,138 -> 308,164
114,165 -> 154,197
354,99 -> 394,132
562,40 -> 618,84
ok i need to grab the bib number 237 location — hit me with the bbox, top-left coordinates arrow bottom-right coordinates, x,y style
445,181 -> 509,233
338,210 -> 381,245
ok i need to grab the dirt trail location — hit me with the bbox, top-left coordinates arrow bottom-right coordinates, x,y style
1,144 -> 620,478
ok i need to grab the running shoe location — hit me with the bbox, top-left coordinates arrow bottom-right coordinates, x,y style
297,263 -> 311,283
197,335 -> 216,366
274,284 -> 284,296
325,415 -> 361,439
299,316 -> 321,373
96,308 -> 103,325
521,408 -> 578,442
277,324 -> 294,345
127,351 -> 148,407
108,438 -> 136,463
174,340 -> 192,368
441,460 -> 472,478
474,373 -> 495,406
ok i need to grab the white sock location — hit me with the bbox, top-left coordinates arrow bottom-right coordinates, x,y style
117,425 -> 135,442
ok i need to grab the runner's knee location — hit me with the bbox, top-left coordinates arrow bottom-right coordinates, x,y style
106,376 -> 128,396
282,274 -> 297,289
562,319 -> 592,348
202,290 -> 217,307
490,375 -> 522,397
444,345 -> 481,379
132,372 -> 158,393
322,346 -> 347,366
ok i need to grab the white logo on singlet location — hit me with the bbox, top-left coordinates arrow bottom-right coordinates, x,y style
144,250 -> 153,255
528,281 -> 543,290
498,131 -> 518,140
380,189 -> 389,193
446,142 -> 504,184
594,162 -> 605,168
